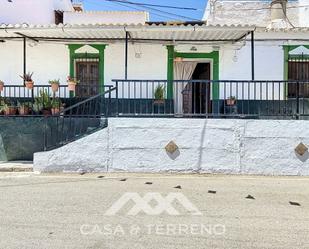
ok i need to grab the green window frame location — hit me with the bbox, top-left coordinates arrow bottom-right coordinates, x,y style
283,45 -> 309,98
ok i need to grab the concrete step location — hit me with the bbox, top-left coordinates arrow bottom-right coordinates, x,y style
0,161 -> 33,172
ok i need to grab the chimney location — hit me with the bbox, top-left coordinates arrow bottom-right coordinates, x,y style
271,0 -> 288,21
268,0 -> 290,29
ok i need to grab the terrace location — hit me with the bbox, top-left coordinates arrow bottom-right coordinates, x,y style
1,23 -> 309,161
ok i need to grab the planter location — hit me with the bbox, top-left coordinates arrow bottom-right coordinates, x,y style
153,99 -> 165,114
51,83 -> 59,92
154,99 -> 165,105
5,106 -> 17,115
19,106 -> 30,115
68,81 -> 77,91
42,109 -> 52,116
226,99 -> 236,106
51,108 -> 60,115
0,83 -> 4,92
25,81 -> 34,90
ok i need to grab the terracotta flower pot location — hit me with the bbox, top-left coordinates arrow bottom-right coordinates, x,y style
19,106 -> 30,115
25,81 -> 34,90
154,99 -> 165,105
68,81 -> 76,91
0,83 -> 4,92
226,99 -> 236,106
42,109 -> 51,116
5,106 -> 17,115
51,108 -> 60,115
51,83 -> 59,92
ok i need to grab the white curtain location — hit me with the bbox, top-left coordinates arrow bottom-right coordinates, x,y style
173,62 -> 198,114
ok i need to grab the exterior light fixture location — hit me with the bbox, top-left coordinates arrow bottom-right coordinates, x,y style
190,46 -> 197,51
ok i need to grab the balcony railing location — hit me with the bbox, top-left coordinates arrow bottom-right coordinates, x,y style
0,84 -> 112,116
112,80 -> 309,119
2,80 -> 309,119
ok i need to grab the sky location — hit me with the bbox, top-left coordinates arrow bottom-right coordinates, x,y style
82,0 -> 207,21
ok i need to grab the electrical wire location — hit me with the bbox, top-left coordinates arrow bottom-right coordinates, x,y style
85,0 -> 175,20
99,0 -> 201,21
104,0 -> 198,10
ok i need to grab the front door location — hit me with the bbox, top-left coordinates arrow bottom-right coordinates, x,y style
76,61 -> 100,97
288,54 -> 309,98
183,63 -> 211,114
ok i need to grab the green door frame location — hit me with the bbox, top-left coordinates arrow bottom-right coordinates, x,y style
166,45 -> 220,100
68,44 -> 106,93
283,45 -> 309,98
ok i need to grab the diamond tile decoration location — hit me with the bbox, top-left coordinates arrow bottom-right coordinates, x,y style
165,141 -> 179,154
295,142 -> 308,156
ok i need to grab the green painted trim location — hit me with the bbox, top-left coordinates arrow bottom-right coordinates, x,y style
166,45 -> 174,99
173,51 -> 220,100
283,45 -> 309,99
68,44 -> 106,95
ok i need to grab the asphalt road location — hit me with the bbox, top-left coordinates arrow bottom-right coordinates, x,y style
0,173 -> 308,249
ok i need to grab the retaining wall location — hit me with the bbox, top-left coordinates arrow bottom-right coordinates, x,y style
34,118 -> 309,175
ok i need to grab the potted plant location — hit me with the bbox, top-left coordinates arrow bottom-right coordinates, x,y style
154,84 -> 165,105
34,89 -> 52,115
18,101 -> 31,115
49,79 -> 60,92
67,76 -> 78,92
0,98 -> 5,115
3,99 -> 17,115
226,96 -> 236,106
0,80 -> 4,92
20,72 -> 34,89
51,98 -> 62,115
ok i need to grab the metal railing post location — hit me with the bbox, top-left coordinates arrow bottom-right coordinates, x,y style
116,81 -> 119,116
296,80 -> 300,119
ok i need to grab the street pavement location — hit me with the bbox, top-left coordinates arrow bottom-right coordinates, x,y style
0,173 -> 308,249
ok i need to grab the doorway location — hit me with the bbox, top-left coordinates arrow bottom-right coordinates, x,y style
76,60 -> 100,97
182,63 -> 211,114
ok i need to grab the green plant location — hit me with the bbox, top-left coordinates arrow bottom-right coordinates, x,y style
51,98 -> 62,108
0,97 -> 6,113
228,96 -> 236,100
20,72 -> 33,82
67,76 -> 79,84
17,101 -> 32,108
48,79 -> 60,85
154,84 -> 165,100
34,90 -> 52,111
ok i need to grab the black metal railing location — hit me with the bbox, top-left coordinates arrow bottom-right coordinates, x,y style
0,84 -> 110,116
112,80 -> 309,118
43,86 -> 116,150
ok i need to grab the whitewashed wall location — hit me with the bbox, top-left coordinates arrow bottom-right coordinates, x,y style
34,118 -> 309,176
0,38 -> 298,101
64,11 -> 149,25
0,40 -> 69,85
219,42 -> 285,100
0,0 -> 73,25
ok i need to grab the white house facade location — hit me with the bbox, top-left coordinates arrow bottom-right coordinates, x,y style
1,0 -> 309,175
